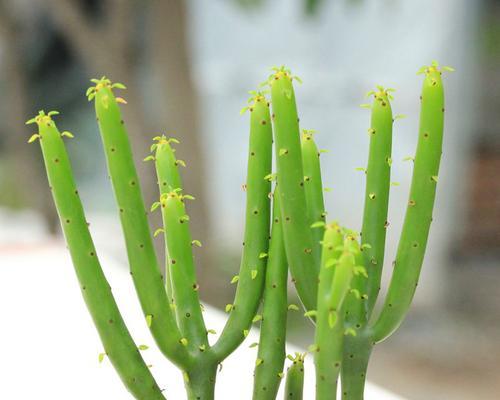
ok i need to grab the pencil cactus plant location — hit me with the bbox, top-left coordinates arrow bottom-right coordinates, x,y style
28,61 -> 450,400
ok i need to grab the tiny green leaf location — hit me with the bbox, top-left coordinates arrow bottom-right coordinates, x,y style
251,269 -> 258,280
145,314 -> 153,327
138,344 -> 149,351
61,131 -> 74,138
288,304 -> 299,311
153,228 -> 165,237
328,311 -> 338,328
230,275 -> 239,284
27,134 -> 40,143
252,314 -> 262,323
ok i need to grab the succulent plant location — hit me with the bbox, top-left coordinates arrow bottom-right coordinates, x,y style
28,62 -> 450,400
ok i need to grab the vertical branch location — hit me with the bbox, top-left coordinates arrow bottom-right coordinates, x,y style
149,0 -> 213,287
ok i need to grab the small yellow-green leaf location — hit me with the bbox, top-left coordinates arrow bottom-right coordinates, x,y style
328,311 -> 338,328
61,131 -> 74,138
112,82 -> 127,90
230,275 -> 239,284
153,228 -> 165,237
310,221 -> 325,229
258,252 -> 268,259
191,239 -> 202,247
98,353 -> 106,363
308,344 -> 318,353
279,148 -> 288,156
207,329 -> 217,335
249,342 -> 259,348
180,338 -> 188,346
288,304 -> 299,311
176,159 -> 186,167
145,314 -> 153,327
251,269 -> 258,280
143,155 -> 155,162
344,328 -> 357,337
225,304 -> 233,313
243,329 -> 249,338
27,134 -> 40,143
138,344 -> 149,351
252,314 -> 262,323
304,310 -> 317,318
255,358 -> 264,366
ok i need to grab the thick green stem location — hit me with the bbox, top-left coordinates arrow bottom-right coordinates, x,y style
270,67 -> 318,311
370,64 -> 446,343
253,192 -> 287,400
160,190 -> 208,350
360,87 -> 393,316
301,130 -> 325,262
184,361 -> 218,400
340,333 -> 372,400
89,78 -> 189,367
212,92 -> 272,361
153,136 -> 183,303
30,111 -> 165,400
315,228 -> 358,400
284,354 -> 305,400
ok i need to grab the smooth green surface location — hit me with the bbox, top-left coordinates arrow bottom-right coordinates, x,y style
153,136 -> 183,305
314,225 -> 346,400
161,191 -> 208,350
212,93 -> 272,361
34,113 -> 165,400
371,66 -> 445,343
360,88 -> 393,316
92,81 -> 189,367
270,68 -> 318,311
284,354 -> 305,400
253,193 -> 288,400
301,130 -> 325,263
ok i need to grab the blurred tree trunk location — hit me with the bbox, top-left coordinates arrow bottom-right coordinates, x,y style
0,2 -> 59,232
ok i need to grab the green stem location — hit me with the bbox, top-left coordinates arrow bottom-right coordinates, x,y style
30,111 -> 166,400
184,361 -> 218,400
284,353 -> 305,400
90,78 -> 189,367
212,92 -> 272,361
301,130 -> 326,264
370,64 -> 446,343
360,87 -> 393,316
253,192 -> 287,400
270,67 -> 318,311
340,333 -> 372,400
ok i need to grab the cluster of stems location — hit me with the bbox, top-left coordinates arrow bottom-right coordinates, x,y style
29,61 -> 449,400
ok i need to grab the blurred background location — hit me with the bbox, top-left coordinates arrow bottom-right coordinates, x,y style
0,0 -> 498,399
